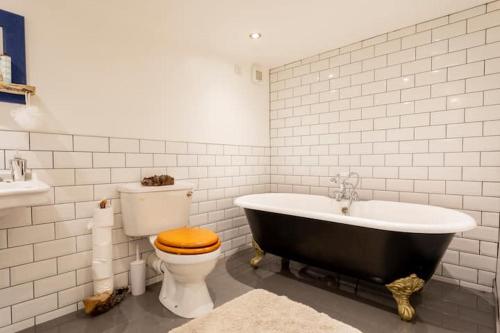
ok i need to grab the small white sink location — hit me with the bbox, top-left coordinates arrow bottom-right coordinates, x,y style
0,176 -> 51,211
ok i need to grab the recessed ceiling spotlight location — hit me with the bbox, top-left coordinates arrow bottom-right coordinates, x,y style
249,32 -> 262,39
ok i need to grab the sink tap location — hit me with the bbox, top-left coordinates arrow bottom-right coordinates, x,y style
11,156 -> 27,182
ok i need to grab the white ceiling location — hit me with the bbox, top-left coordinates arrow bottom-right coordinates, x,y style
165,0 -> 488,68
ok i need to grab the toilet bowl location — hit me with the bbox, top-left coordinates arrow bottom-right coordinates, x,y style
149,235 -> 220,318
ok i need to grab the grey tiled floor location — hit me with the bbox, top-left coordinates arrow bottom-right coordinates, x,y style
22,249 -> 496,332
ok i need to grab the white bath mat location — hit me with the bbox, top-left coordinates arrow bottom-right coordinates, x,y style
169,289 -> 362,333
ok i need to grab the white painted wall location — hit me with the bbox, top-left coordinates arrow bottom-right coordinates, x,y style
0,0 -> 269,146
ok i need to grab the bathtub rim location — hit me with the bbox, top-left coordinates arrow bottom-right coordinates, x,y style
234,193 -> 476,234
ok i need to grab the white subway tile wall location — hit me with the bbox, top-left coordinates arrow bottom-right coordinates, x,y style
0,132 -> 270,331
270,2 -> 500,293
1,2 -> 500,331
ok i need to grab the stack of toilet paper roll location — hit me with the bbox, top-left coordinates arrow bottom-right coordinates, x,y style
89,203 -> 114,294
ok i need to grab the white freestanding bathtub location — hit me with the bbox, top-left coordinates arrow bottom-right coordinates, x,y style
234,193 -> 476,234
234,193 -> 476,321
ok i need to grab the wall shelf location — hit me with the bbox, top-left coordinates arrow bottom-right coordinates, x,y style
0,82 -> 36,96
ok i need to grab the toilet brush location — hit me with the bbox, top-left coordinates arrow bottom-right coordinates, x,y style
130,243 -> 146,296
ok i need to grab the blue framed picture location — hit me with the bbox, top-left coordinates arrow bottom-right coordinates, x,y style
0,9 -> 27,104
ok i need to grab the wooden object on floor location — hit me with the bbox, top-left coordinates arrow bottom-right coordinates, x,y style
83,288 -> 129,316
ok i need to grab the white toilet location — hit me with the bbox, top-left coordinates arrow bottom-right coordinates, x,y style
118,181 -> 220,318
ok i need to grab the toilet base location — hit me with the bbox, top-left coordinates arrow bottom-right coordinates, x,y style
149,235 -> 219,319
159,269 -> 214,318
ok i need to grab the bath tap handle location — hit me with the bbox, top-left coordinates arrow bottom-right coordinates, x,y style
329,174 -> 341,184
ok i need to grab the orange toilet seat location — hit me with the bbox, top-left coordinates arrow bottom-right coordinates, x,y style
155,227 -> 220,255
155,238 -> 221,255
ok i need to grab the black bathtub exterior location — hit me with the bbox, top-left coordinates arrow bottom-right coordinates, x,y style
244,209 -> 454,285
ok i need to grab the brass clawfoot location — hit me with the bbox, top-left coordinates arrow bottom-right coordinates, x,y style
250,239 -> 265,268
386,274 -> 424,321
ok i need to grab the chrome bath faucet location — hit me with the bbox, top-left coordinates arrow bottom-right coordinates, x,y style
329,172 -> 360,207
